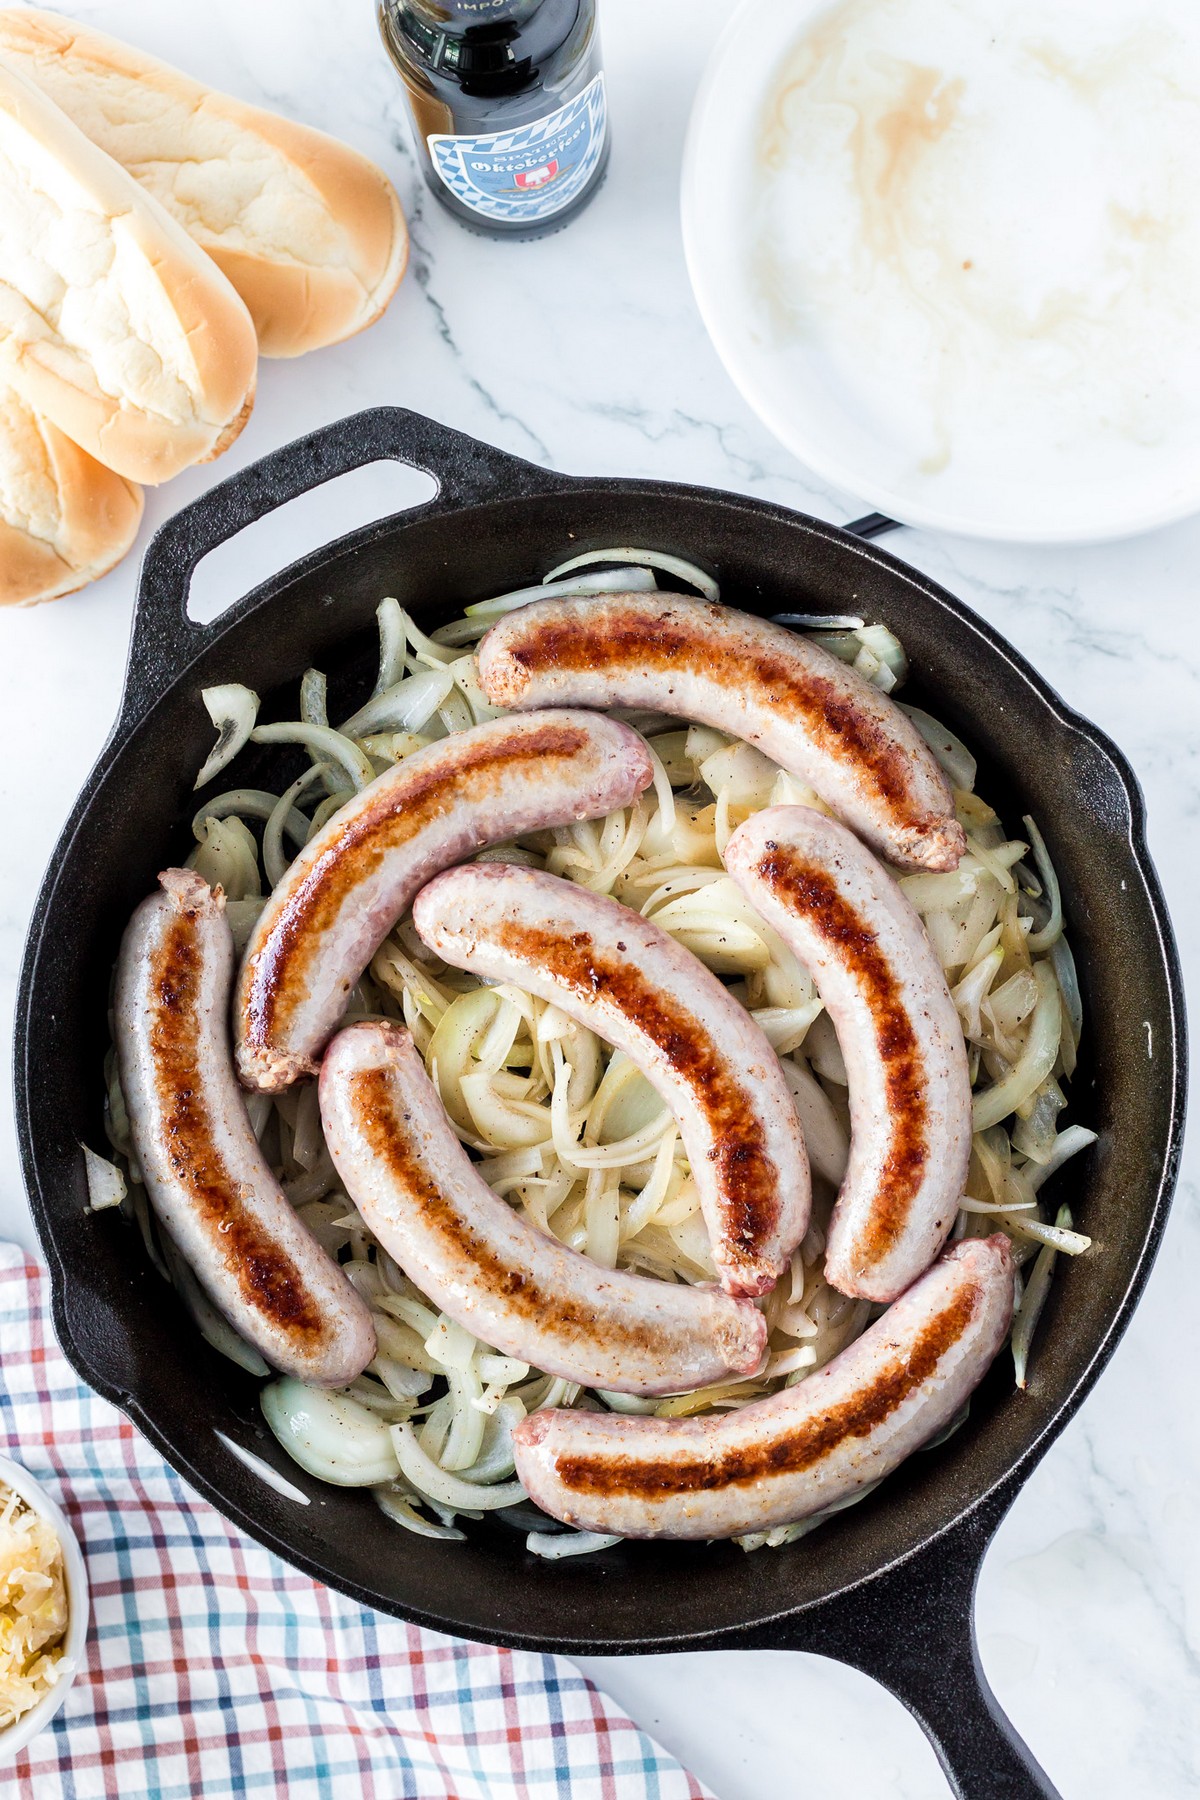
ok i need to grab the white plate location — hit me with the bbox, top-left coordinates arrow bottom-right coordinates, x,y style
0,1455 -> 89,1763
682,0 -> 1200,542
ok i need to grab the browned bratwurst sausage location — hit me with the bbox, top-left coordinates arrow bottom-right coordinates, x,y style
319,1019 -> 767,1396
726,806 -> 972,1302
513,1235 -> 1014,1540
115,869 -> 376,1386
412,864 -> 810,1297
235,711 -> 653,1092
476,593 -> 965,872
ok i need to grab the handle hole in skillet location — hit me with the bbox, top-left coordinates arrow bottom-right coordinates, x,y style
186,461 -> 438,626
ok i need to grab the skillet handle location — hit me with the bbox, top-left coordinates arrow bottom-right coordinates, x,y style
122,406 -> 556,728
765,1486 -> 1062,1799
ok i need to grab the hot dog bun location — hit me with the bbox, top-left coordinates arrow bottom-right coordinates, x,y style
0,378 -> 142,606
0,8 -> 409,358
0,61 -> 258,485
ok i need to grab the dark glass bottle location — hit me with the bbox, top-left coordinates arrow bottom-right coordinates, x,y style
379,0 -> 609,239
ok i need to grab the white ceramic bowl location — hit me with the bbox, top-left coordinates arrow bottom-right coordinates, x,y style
682,0 -> 1200,543
0,1454 -> 89,1763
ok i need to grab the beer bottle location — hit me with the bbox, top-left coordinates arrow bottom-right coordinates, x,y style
378,0 -> 609,239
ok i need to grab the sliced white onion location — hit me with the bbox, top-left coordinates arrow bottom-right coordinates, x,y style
459,1397 -> 526,1483
1000,1213 -> 1091,1255
1022,815 -> 1064,953
972,963 -> 1062,1132
1011,1206 -> 1071,1388
639,735 -> 677,839
374,1483 -> 466,1540
340,666 -> 455,738
263,762 -> 329,889
751,1002 -> 823,1055
958,1195 -> 1036,1214
526,1529 -> 622,1558
261,1380 -> 401,1485
901,706 -> 977,792
300,667 -> 328,729
767,1345 -> 818,1377
188,815 -> 261,901
779,1056 -> 849,1187
82,1144 -> 125,1211
772,612 -> 865,630
374,597 -> 407,694
194,684 -> 260,791
464,566 -> 659,619
189,788 -> 309,848
476,1354 -> 531,1386
1027,1125 -> 1098,1192
595,1390 -> 660,1415
251,721 -> 375,791
390,1423 -> 526,1511
215,1433 -> 311,1504
543,547 -> 719,601
423,1315 -> 478,1372
805,1011 -> 847,1085
855,623 -> 908,689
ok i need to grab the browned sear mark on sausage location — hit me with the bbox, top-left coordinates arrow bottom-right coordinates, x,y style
242,721 -> 594,1052
149,909 -> 325,1339
491,919 -> 781,1272
553,1285 -> 978,1498
350,1067 -> 705,1355
505,602 -> 920,818
757,844 -> 928,1262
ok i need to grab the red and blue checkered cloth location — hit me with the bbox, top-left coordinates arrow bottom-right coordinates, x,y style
0,1245 -> 713,1799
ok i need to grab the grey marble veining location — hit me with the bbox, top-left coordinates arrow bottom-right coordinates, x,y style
1,3 -> 1197,1794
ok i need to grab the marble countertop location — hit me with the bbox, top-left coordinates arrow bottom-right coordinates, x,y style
1,1 -> 1197,1793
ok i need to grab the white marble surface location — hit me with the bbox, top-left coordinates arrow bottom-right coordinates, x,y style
1,1 -> 1197,1794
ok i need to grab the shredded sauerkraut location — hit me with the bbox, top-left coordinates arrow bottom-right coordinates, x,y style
0,1484 -> 69,1730
99,549 -> 1095,1556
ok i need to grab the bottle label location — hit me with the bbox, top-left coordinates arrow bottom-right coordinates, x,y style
427,72 -> 607,223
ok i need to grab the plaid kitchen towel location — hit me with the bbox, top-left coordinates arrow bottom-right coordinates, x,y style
0,1244 -> 713,1800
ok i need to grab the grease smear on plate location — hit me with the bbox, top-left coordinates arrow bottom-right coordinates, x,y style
751,0 -> 1200,487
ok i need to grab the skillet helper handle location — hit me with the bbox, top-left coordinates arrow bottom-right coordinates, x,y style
778,1488 -> 1062,1799
123,406 -> 556,726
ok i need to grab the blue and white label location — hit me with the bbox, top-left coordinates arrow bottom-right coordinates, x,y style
428,73 -> 606,222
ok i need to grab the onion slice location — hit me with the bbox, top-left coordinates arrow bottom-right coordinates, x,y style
340,666 -> 454,738
464,566 -> 659,619
194,684 -> 259,791
1011,1206 -> 1071,1388
251,721 -> 375,791
772,612 -> 865,629
526,1529 -> 622,1558
972,963 -> 1062,1132
543,547 -> 720,601
390,1424 -> 526,1511
261,1381 -> 400,1486
81,1144 -> 125,1210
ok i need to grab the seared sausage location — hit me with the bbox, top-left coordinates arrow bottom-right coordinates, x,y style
513,1234 -> 1014,1539
235,711 -> 653,1092
725,807 -> 972,1301
412,864 -> 810,1297
319,1020 -> 767,1395
477,593 -> 965,873
115,869 -> 376,1386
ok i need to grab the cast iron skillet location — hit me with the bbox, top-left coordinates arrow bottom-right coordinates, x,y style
15,409 -> 1186,1799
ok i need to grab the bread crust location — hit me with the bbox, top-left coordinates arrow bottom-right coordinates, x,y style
0,9 -> 409,358
0,380 -> 143,606
0,62 -> 258,484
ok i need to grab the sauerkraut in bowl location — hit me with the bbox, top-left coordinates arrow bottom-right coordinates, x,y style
0,1458 -> 86,1755
92,548 -> 1095,1559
